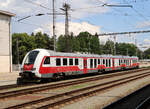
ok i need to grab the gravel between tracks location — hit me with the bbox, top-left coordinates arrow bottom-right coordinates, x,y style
61,73 -> 150,109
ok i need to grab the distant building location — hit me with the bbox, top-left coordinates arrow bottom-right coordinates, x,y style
0,10 -> 15,72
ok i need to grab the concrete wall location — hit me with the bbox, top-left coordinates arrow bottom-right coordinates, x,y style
0,14 -> 11,72
0,56 -> 10,72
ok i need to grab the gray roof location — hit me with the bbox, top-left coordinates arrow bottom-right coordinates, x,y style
0,10 -> 15,17
43,49 -> 138,59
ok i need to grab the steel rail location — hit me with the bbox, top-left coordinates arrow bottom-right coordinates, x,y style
37,73 -> 150,109
136,96 -> 150,109
0,68 -> 146,99
6,71 -> 150,109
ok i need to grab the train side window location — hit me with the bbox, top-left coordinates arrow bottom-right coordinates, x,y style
98,59 -> 100,64
103,59 -> 105,65
94,59 -> 97,68
69,58 -> 73,65
106,59 -> 108,67
90,59 -> 93,68
63,58 -> 67,66
56,58 -> 61,66
109,59 -> 111,67
44,57 -> 50,64
75,58 -> 79,65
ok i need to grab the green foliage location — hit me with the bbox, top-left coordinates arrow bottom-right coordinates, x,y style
12,31 -> 145,64
103,40 -> 114,55
12,32 -> 53,64
144,48 -> 150,59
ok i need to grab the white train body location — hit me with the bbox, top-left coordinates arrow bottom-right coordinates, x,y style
19,49 -> 139,82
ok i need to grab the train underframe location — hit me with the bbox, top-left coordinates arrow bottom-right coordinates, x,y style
17,71 -> 41,84
17,66 -> 139,84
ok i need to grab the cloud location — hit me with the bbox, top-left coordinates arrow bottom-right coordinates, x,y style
0,0 -> 109,17
144,39 -> 150,43
136,21 -> 150,28
0,0 -> 32,14
64,0 -> 109,18
0,0 -> 12,7
34,28 -> 44,34
47,22 -> 100,37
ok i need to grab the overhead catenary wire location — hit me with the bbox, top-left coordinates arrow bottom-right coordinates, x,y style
12,19 -> 51,33
123,0 -> 149,21
98,30 -> 150,36
24,0 -> 52,10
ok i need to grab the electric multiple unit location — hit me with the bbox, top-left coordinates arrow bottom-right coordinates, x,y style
18,49 -> 139,83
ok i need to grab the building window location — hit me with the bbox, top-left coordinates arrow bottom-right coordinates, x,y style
44,57 -> 50,64
63,58 -> 67,66
56,58 -> 61,66
69,58 -> 73,65
75,58 -> 79,65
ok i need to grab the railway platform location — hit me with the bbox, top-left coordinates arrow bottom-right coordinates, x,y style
0,72 -> 19,86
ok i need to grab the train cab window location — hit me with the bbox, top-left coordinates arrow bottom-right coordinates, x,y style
94,59 -> 97,68
63,58 -> 67,66
98,59 -> 100,64
56,58 -> 61,66
90,59 -> 93,68
69,58 -> 73,65
44,57 -> 50,64
119,60 -> 121,65
75,59 -> 79,65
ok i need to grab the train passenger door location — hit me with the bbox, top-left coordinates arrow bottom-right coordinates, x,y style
83,59 -> 87,74
112,58 -> 115,70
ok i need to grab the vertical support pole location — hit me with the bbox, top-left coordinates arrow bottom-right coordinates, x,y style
114,35 -> 116,55
52,0 -> 56,51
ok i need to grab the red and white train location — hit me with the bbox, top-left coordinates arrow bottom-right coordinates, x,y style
18,49 -> 139,83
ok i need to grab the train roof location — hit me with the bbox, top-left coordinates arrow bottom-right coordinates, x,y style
34,49 -> 138,59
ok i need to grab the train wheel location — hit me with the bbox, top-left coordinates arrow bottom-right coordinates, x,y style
16,78 -> 24,85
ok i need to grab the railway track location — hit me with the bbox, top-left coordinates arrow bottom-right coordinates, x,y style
136,96 -> 150,109
0,68 -> 147,100
4,68 -> 150,109
0,68 -> 147,92
0,83 -> 36,91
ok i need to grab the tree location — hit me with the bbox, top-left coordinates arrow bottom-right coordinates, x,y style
144,48 -> 150,59
103,40 -> 114,55
12,32 -> 53,64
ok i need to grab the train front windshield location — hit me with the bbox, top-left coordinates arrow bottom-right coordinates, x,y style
24,51 -> 39,65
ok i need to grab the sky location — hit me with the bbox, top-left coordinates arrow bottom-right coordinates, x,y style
0,0 -> 150,50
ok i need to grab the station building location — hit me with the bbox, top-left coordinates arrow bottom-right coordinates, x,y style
0,10 -> 15,72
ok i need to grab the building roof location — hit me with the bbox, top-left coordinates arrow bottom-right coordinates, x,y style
0,10 -> 15,17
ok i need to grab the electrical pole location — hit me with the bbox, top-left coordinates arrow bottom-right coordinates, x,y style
113,35 -> 116,55
126,48 -> 128,56
52,0 -> 56,51
61,3 -> 70,36
60,3 -> 71,52
16,38 -> 20,71
135,38 -> 138,56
